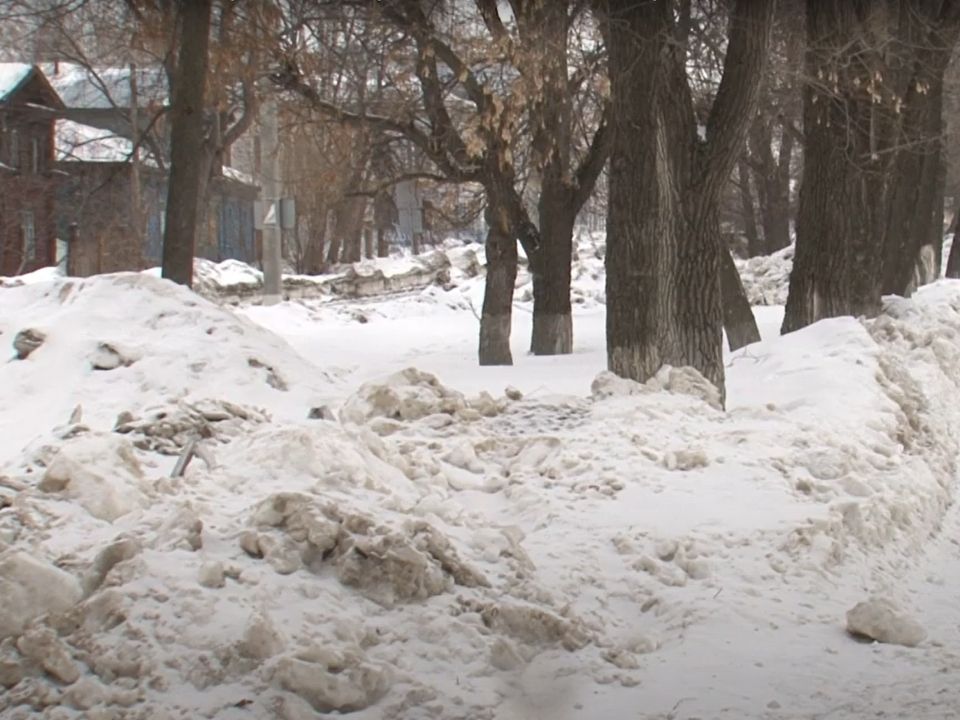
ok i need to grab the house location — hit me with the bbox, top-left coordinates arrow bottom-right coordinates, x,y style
0,63 -> 64,276
54,118 -> 257,275
48,63 -> 259,276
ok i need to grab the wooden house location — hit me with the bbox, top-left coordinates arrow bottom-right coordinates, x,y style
0,64 -> 64,276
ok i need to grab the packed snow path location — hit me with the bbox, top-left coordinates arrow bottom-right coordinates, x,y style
2,252 -> 960,718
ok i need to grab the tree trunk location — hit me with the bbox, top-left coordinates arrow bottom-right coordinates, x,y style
302,202 -> 326,274
530,183 -> 575,355
947,223 -> 960,278
363,227 -> 374,259
720,242 -> 761,350
338,196 -> 366,263
479,197 -> 516,365
377,228 -> 389,258
763,124 -> 793,253
782,3 -> 886,334
521,0 -> 608,357
784,0 -> 960,332
161,0 -> 213,287
749,118 -> 793,254
882,49 -> 950,296
604,1 -> 671,386
603,0 -> 772,404
736,155 -> 762,256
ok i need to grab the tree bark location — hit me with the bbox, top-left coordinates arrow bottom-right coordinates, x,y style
161,0 -> 213,287
882,30 -> 953,295
604,0 -> 670,387
782,2 -> 887,333
479,194 -> 517,365
339,196 -> 366,263
736,155 -> 762,257
377,229 -> 389,258
749,119 -> 793,254
530,182 -> 575,355
720,243 -> 761,350
947,223 -> 960,278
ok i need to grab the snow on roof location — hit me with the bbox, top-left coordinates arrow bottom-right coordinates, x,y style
45,62 -> 167,109
55,118 -> 135,163
0,63 -> 34,102
222,165 -> 255,186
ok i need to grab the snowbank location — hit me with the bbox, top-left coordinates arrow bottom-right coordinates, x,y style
3,269 -> 960,718
0,272 -> 339,468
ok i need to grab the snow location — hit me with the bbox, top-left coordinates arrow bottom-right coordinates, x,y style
46,63 -> 167,110
222,166 -> 255,186
55,119 -> 136,163
3,240 -> 960,718
0,63 -> 33,102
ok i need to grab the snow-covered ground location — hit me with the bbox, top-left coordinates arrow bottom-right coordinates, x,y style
3,237 -> 960,719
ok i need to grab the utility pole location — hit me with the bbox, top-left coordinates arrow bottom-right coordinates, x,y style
260,92 -> 282,304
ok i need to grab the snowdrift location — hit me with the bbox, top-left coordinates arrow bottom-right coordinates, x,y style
1,271 -> 960,718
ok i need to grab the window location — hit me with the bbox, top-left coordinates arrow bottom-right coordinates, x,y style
9,129 -> 18,168
22,211 -> 35,261
31,137 -> 39,173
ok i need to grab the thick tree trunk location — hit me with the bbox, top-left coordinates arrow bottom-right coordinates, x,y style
784,1 -> 960,332
161,0 -> 213,287
736,156 -> 762,257
479,199 -> 516,365
782,3 -> 886,334
720,242 -> 761,351
604,0 -> 771,404
882,56 -> 949,296
530,185 -> 575,355
605,1 -> 672,386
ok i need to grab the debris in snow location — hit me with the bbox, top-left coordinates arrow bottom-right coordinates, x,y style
504,385 -> 523,401
237,612 -> 284,660
591,365 -> 722,409
170,437 -> 198,477
272,645 -> 393,713
113,399 -> 269,455
38,434 -> 149,522
248,356 -> 289,390
307,404 -> 336,420
662,448 -> 709,471
197,561 -> 225,588
846,598 -> 927,647
473,599 -> 591,651
16,625 -> 82,684
90,342 -> 137,370
250,492 -> 489,606
340,367 -> 505,425
0,552 -> 82,639
82,537 -> 142,595
12,328 -> 45,359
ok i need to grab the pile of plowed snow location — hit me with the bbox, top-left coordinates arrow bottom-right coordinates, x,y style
2,272 -> 960,719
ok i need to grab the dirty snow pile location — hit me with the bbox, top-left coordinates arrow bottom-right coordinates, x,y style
733,245 -> 794,306
180,247 -> 469,304
3,271 -> 960,718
